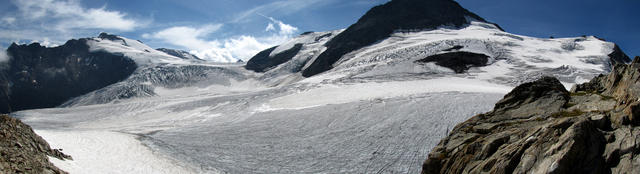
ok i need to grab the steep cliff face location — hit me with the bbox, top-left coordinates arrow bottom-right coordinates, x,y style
423,56 -> 640,174
0,39 -> 137,113
0,115 -> 71,173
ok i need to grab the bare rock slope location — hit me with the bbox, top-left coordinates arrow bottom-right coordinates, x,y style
0,115 -> 71,173
423,56 -> 640,174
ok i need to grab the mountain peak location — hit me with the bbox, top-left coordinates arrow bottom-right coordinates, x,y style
301,0 -> 500,77
97,32 -> 126,43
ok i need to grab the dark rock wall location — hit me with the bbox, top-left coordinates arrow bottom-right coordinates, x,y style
0,40 -> 137,113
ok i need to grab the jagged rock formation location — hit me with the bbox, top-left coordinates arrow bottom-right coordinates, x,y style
422,56 -> 640,174
301,0 -> 495,77
0,114 -> 71,173
0,39 -> 137,113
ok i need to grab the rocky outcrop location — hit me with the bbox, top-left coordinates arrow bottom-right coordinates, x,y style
245,44 -> 304,73
0,114 -> 71,173
301,0 -> 496,77
422,56 -> 640,174
0,38 -> 137,113
608,44 -> 631,66
416,52 -> 489,73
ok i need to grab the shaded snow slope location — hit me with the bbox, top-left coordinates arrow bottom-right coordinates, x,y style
156,48 -> 204,61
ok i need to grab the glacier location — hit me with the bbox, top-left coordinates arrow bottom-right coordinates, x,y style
11,21 -> 627,173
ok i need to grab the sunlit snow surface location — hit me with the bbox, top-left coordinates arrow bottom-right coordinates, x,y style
13,22 -> 620,173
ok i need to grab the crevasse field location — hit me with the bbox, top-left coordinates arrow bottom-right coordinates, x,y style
13,22 -> 618,173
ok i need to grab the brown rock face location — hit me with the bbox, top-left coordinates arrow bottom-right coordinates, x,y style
423,57 -> 640,174
0,115 -> 71,174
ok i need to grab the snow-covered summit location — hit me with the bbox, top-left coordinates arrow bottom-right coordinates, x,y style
87,33 -> 198,65
248,21 -> 628,90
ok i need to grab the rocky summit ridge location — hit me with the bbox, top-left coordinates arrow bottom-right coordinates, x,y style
423,56 -> 640,174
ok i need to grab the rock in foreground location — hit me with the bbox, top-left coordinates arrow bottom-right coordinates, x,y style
423,57 -> 640,174
0,115 -> 71,173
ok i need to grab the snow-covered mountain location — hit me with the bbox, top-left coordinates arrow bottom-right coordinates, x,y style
10,0 -> 633,173
0,33 -> 221,113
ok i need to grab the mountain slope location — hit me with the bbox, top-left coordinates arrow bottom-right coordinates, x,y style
301,0 -> 496,77
0,33 -> 224,112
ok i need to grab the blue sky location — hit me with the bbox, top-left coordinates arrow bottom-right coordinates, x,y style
0,0 -> 638,62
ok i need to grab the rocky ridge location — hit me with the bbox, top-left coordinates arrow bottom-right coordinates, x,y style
0,114 -> 71,173
422,56 -> 640,173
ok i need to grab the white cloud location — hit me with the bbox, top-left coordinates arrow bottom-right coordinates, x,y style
143,24 -> 223,51
11,0 -> 140,31
0,49 -> 10,63
144,17 -> 298,62
260,14 -> 298,35
1,17 -> 16,25
265,23 -> 276,32
0,0 -> 143,47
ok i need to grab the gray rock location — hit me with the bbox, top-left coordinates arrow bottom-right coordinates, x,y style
0,114 -> 71,174
423,58 -> 640,173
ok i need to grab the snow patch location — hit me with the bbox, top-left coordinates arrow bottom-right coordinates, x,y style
38,130 -> 196,174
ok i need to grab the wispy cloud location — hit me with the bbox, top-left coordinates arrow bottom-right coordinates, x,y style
144,16 -> 298,62
231,0 -> 328,23
0,0 -> 144,46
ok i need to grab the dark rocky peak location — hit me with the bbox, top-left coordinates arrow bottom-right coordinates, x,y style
423,63 -> 640,173
1,36 -> 137,113
97,32 -> 128,46
302,0 -> 499,77
98,32 -> 123,41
